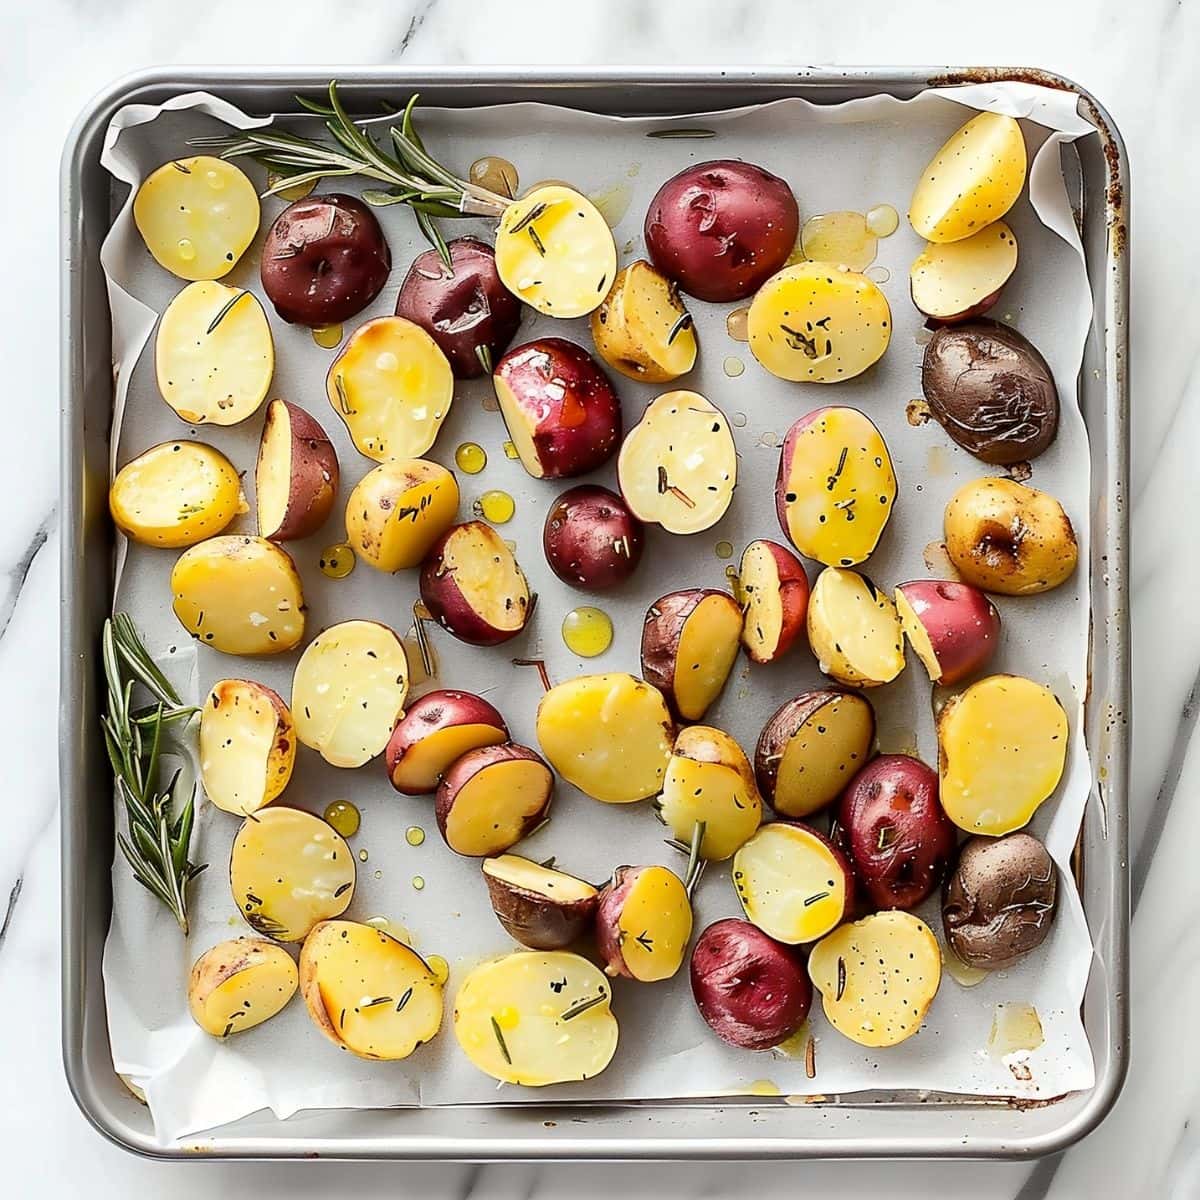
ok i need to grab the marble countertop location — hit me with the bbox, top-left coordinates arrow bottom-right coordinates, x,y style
3,0 -> 1193,1195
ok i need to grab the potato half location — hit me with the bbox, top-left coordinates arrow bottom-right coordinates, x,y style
199,679 -> 295,816
188,938 -> 298,1038
910,221 -> 1018,321
256,399 -> 339,542
806,568 -> 905,688
483,854 -> 599,950
590,260 -> 697,382
345,458 -> 459,572
595,865 -> 693,982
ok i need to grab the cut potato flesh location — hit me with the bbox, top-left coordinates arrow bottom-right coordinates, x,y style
616,866 -> 692,982
748,263 -> 891,383
807,568 -> 905,688
393,723 -> 507,793
443,757 -> 553,857
345,459 -> 459,572
437,523 -> 530,635
590,260 -> 697,383
109,440 -> 244,548
777,407 -> 896,567
301,921 -> 443,1060
739,542 -> 785,658
292,620 -> 409,768
255,398 -> 339,542
909,112 -> 1027,244
808,912 -> 941,1047
328,317 -> 454,461
453,951 -> 618,1085
230,807 -> 354,941
171,536 -> 305,655
156,282 -> 274,426
911,221 -> 1018,319
938,674 -> 1068,834
774,695 -> 874,818
617,391 -> 737,535
199,679 -> 295,816
537,673 -> 673,803
734,823 -> 848,944
484,855 -> 598,905
188,938 -> 298,1037
673,594 -> 743,721
494,186 -> 617,318
134,156 -> 259,280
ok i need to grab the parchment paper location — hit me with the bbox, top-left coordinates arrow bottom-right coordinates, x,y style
97,82 -> 1100,1144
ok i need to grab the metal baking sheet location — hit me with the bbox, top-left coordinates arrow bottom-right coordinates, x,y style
60,67 -> 1129,1161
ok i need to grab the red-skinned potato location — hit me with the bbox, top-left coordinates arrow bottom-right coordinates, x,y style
492,339 -> 622,479
910,221 -> 1017,322
543,485 -> 644,591
807,568 -> 905,688
482,854 -> 598,950
385,690 -> 509,795
644,161 -> 799,302
419,521 -> 535,646
595,865 -> 693,982
590,260 -> 698,382
737,540 -> 809,664
895,580 -> 1001,685
641,589 -> 742,722
256,399 -> 339,541
690,918 -> 811,1050
394,236 -> 521,378
260,194 -> 390,327
833,754 -> 956,911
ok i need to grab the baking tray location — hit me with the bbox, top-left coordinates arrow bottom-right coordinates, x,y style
59,67 -> 1130,1161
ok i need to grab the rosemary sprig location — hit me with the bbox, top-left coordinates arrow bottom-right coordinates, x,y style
102,614 -> 205,935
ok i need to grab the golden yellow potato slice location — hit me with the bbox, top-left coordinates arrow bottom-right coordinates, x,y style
608,866 -> 692,982
590,260 -> 697,382
808,912 -> 941,1047
188,938 -> 298,1038
345,459 -> 460,572
806,568 -> 905,688
453,951 -> 618,1085
910,221 -> 1018,320
938,674 -> 1068,834
171,536 -> 304,655
156,282 -> 274,426
134,156 -> 259,280
109,440 -> 245,548
748,263 -> 891,383
199,679 -> 295,816
909,111 -> 1027,244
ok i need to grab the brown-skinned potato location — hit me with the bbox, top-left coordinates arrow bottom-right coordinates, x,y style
256,399 -> 339,541
483,854 -> 598,950
386,690 -> 508,795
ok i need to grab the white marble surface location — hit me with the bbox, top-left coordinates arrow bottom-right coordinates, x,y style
1,0 -> 1195,1195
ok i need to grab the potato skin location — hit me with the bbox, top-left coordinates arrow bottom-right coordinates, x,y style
256,400 -> 339,541
645,161 -> 799,302
385,689 -> 508,795
895,579 -> 1001,685
187,937 -> 298,1037
346,459 -> 459,572
690,918 -> 811,1049
483,861 -> 597,951
543,485 -> 644,591
641,589 -> 741,721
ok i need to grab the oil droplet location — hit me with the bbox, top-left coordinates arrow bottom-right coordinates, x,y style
266,171 -> 317,202
412,875 -> 425,891
589,181 -> 632,228
427,954 -> 450,984
785,239 -> 807,267
526,178 -> 574,195
732,412 -> 748,428
365,915 -> 391,932
373,869 -> 383,880
726,306 -> 750,342
923,539 -> 962,579
722,356 -> 745,378
323,800 -> 360,837
405,826 -> 426,847
481,392 -> 500,413
562,607 -> 613,658
495,1005 -> 520,1029
312,323 -> 344,349
866,203 -> 899,238
926,444 -> 951,477
475,490 -> 515,524
176,238 -> 197,262
743,1079 -> 781,1097
865,265 -> 891,285
319,542 -> 356,579
502,439 -> 520,459
771,1025 -> 810,1060
987,1003 -> 1044,1057
942,944 -> 989,988
757,430 -> 782,449
455,442 -> 487,474
714,540 -> 734,560
800,211 -> 877,272
469,155 -> 519,199
358,848 -> 369,863
375,351 -> 399,372
205,169 -> 226,191
914,325 -> 935,347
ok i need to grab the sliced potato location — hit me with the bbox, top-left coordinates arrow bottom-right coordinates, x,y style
134,156 -> 259,280
483,854 -> 599,950
737,540 -> 809,665
156,282 -> 274,426
300,920 -> 444,1060
596,865 -> 692,982
199,679 -> 295,816
188,937 -> 298,1038
938,674 -> 1068,835
345,458 -> 459,572
808,912 -> 941,1047
230,807 -> 354,941
255,399 -> 339,542
748,262 -> 891,383
327,316 -> 454,462
292,620 -> 409,768
109,440 -> 244,548
171,536 -> 305,655
806,568 -> 905,688
590,260 -> 697,382
910,221 -> 1018,321
453,951 -> 618,1085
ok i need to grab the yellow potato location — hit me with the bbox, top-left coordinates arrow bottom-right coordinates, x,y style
199,679 -> 295,816
345,459 -> 459,572
598,865 -> 692,983
188,938 -> 298,1038
910,220 -> 1018,320
109,440 -> 245,548
806,567 -> 905,688
909,112 -> 1027,244
590,260 -> 697,382
171,536 -> 305,655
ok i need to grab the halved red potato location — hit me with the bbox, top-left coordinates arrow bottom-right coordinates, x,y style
590,260 -> 698,382
748,263 -> 891,383
910,221 -> 1017,322
188,938 -> 298,1038
156,282 -> 273,426
483,854 -> 598,950
737,540 -> 809,664
292,620 -> 409,768
256,399 -> 339,541
755,690 -> 875,818
419,521 -> 534,646
386,690 -> 508,795
733,822 -> 853,944
617,391 -> 737,535
641,589 -> 742,722
595,865 -> 693,982
436,743 -> 553,857
938,674 -> 1068,835
345,458 -> 460,572
199,679 -> 295,816
895,579 -> 1001,685
807,568 -> 904,688
536,672 -> 674,804
327,316 -> 454,462
776,407 -> 897,568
